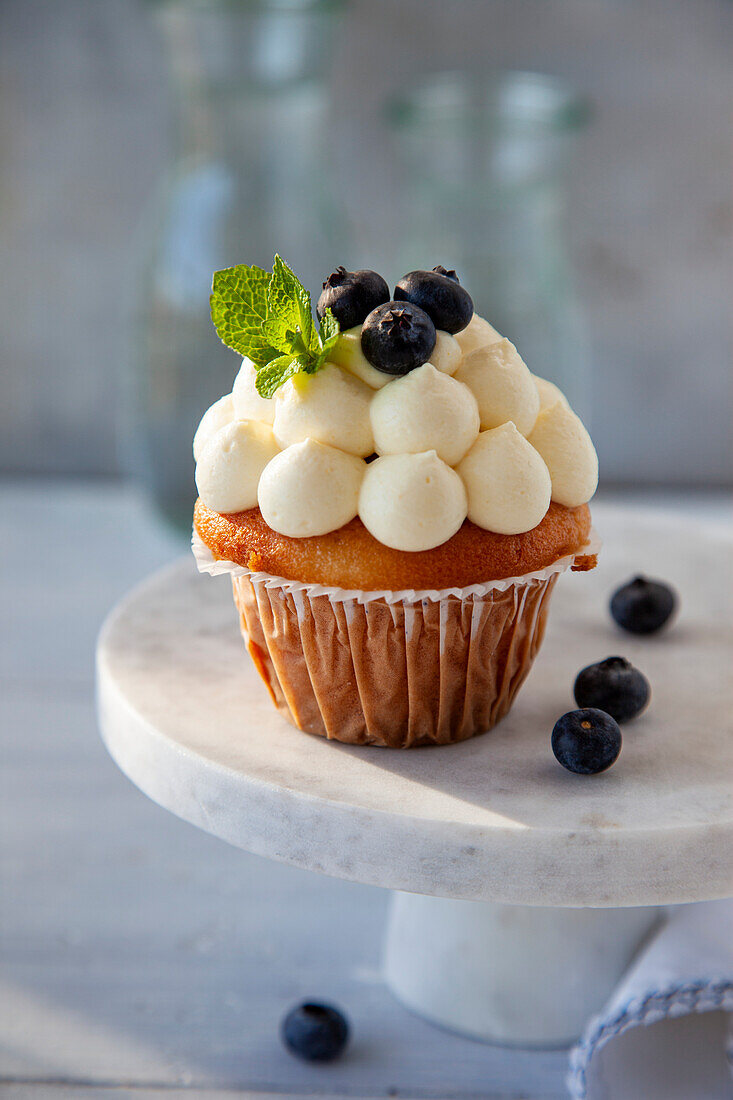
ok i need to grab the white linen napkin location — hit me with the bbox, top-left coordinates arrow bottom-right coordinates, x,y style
568,900 -> 733,1099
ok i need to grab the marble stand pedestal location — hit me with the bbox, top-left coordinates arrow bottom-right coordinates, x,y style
384,894 -> 662,1045
96,506 -> 733,1047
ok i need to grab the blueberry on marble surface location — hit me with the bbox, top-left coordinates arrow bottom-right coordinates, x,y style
551,708 -> 622,775
281,1002 -> 350,1062
610,576 -> 677,635
317,267 -> 389,330
361,300 -> 437,375
394,269 -> 473,334
574,657 -> 650,723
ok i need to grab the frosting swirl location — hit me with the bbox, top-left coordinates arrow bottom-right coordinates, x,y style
458,422 -> 552,535
232,358 -> 276,424
195,420 -> 279,513
359,451 -> 467,552
258,439 -> 365,537
273,363 -> 374,457
193,393 -> 235,462
370,363 -> 479,466
453,338 -> 540,437
528,401 -> 598,508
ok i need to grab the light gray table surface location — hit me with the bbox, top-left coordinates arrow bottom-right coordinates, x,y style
1,479 -> 731,1100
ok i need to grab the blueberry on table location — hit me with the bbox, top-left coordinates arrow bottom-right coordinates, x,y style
281,1002 -> 350,1062
610,575 -> 677,635
317,267 -> 389,330
574,657 -> 650,723
551,708 -> 622,775
394,269 -> 473,334
361,301 -> 437,375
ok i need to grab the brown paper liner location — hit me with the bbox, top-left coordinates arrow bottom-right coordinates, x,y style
230,571 -> 559,748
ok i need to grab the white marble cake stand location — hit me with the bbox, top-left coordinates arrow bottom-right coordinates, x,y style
96,505 -> 733,1046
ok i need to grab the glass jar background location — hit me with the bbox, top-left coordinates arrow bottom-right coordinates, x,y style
127,0 -> 346,530
387,70 -> 592,420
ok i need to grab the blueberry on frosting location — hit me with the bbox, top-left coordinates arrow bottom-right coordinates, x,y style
360,301 -> 436,376
394,269 -> 473,335
432,265 -> 460,282
317,267 -> 389,331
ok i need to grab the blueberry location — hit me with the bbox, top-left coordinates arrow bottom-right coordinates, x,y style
394,269 -> 473,334
360,301 -> 436,375
432,265 -> 460,283
610,575 -> 677,635
281,1002 -> 349,1062
574,657 -> 650,723
551,708 -> 622,775
317,267 -> 389,330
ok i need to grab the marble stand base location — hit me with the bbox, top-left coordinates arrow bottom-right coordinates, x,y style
384,893 -> 662,1046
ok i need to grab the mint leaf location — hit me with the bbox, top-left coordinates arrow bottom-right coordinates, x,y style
313,308 -> 340,368
264,254 -> 313,354
210,255 -> 342,398
317,307 -> 339,345
210,264 -> 279,367
255,354 -> 310,399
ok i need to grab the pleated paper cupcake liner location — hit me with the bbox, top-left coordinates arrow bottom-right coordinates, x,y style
193,532 -> 597,748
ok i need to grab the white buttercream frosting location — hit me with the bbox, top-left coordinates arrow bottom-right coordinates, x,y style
258,439 -> 365,537
232,357 -> 276,424
528,402 -> 599,508
533,374 -> 569,412
359,451 -> 467,552
454,313 -> 502,357
330,327 -> 392,389
194,284 -> 598,548
273,363 -> 374,456
458,422 -> 552,535
454,338 -> 540,437
370,364 -> 480,467
428,330 -> 462,375
195,420 -> 279,513
193,393 -> 235,462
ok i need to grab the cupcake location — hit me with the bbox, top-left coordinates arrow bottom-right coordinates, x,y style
193,257 -> 598,748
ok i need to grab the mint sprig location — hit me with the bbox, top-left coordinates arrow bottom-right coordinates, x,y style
210,255 -> 340,399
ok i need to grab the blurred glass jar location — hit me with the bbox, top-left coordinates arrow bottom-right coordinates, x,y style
127,0 -> 345,531
388,71 -> 591,418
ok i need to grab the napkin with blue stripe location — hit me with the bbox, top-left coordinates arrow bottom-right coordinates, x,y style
568,900 -> 733,1099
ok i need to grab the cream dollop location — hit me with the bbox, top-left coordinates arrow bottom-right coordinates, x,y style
258,439 -> 365,537
428,330 -> 462,375
329,326 -> 391,389
193,393 -> 234,462
454,338 -> 540,437
232,357 -> 275,424
370,363 -> 479,466
528,402 -> 598,508
532,374 -> 569,412
454,313 -> 502,357
359,451 -> 467,552
457,422 -> 551,535
273,363 -> 374,456
195,420 -> 279,513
